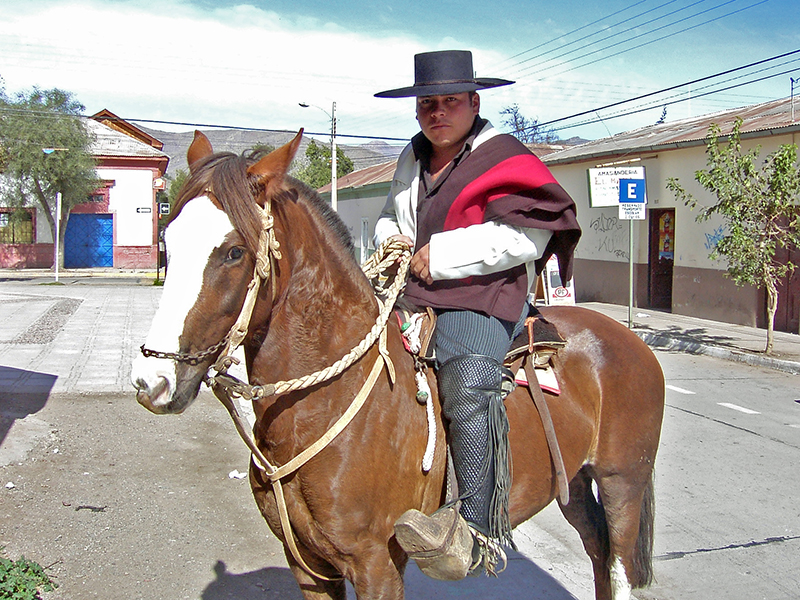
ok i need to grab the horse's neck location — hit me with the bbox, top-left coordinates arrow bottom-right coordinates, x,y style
249,205 -> 378,382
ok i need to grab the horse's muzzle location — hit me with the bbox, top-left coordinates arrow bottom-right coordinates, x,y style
135,376 -> 178,414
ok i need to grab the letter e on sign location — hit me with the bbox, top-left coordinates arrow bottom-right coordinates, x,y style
618,178 -> 646,220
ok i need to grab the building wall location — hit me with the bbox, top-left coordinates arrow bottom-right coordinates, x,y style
1,167 -> 159,269
0,243 -> 54,268
329,184 -> 390,260
547,130 -> 798,327
101,166 -> 159,269
101,167 -> 157,246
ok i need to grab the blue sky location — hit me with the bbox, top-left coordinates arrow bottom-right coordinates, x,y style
1,0 -> 799,153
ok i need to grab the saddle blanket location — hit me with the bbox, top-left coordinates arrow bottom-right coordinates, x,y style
515,363 -> 560,395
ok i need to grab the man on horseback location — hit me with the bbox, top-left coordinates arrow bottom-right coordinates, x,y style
373,50 -> 581,580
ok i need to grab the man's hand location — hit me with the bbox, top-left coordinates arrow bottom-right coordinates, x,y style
389,234 -> 414,249
388,235 -> 432,284
410,243 -> 432,284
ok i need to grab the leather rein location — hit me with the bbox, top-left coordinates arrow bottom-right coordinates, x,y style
141,193 -> 411,582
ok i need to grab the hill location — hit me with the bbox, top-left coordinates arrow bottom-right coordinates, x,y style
140,126 -> 397,180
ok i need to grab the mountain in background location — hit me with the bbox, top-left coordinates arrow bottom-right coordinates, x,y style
140,126 -> 400,179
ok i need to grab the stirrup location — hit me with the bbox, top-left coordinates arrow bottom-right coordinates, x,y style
393,507 -> 474,581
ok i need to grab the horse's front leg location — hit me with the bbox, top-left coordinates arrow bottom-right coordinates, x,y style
284,548 -> 347,600
348,540 -> 408,600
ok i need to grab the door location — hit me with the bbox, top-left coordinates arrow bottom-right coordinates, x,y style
64,214 -> 114,268
774,243 -> 800,334
648,208 -> 674,311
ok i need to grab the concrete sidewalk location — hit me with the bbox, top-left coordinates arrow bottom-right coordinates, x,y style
0,267 -> 158,286
0,273 -> 798,398
1,275 -> 797,600
579,301 -> 800,375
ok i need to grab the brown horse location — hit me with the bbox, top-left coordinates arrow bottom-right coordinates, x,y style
131,131 -> 664,600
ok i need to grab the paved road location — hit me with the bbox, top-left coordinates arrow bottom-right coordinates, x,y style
0,282 -> 597,600
1,282 -> 799,599
638,350 -> 800,600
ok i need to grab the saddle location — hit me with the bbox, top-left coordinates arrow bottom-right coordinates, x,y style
395,303 -> 570,505
395,303 -> 565,383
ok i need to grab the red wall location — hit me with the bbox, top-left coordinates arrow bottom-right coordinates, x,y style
0,244 -> 54,269
114,246 -> 157,269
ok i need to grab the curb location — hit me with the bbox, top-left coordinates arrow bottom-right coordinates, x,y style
635,330 -> 800,375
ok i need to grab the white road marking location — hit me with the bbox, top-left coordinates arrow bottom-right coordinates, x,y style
717,402 -> 760,415
666,384 -> 696,395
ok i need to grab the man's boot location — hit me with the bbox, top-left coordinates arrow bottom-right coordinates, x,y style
394,354 -> 514,579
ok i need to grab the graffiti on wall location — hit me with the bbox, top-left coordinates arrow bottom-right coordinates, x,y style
704,225 -> 726,250
590,212 -> 629,259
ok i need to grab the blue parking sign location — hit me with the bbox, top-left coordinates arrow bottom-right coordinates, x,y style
619,179 -> 646,203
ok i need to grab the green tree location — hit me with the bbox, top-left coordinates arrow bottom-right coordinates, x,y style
500,103 -> 558,144
293,139 -> 353,190
667,117 -> 800,353
0,82 -> 99,268
160,168 -> 188,225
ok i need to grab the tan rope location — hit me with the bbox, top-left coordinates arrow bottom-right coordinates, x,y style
242,238 -> 412,398
209,235 -> 411,583
219,201 -> 281,359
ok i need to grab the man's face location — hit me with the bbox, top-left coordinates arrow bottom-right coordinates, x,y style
416,92 -> 480,153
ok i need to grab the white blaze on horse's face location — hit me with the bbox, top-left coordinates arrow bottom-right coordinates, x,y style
132,196 -> 235,413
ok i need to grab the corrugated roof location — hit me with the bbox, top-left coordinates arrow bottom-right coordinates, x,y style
544,97 -> 800,165
319,140 -> 574,193
525,142 -> 570,158
91,109 -> 164,150
318,160 -> 396,193
87,119 -> 169,159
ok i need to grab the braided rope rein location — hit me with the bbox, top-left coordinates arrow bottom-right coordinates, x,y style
207,233 -> 412,583
241,238 -> 411,398
140,191 -> 413,583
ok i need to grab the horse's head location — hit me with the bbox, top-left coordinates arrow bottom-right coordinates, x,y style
131,130 -> 303,414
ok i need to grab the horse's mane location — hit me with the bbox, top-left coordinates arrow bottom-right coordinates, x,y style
170,150 -> 355,260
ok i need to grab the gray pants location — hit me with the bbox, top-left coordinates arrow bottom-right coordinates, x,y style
434,308 -> 525,367
434,307 -> 526,546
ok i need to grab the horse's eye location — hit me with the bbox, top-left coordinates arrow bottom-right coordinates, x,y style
226,247 -> 244,262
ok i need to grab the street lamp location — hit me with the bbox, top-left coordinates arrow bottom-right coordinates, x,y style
43,147 -> 68,282
299,101 -> 338,212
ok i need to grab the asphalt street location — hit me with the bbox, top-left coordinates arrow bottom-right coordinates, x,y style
1,276 -> 798,599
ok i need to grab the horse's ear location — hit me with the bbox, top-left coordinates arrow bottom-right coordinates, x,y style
247,129 -> 304,195
187,130 -> 214,174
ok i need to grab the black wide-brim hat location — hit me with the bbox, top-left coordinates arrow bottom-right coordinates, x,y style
375,50 -> 514,98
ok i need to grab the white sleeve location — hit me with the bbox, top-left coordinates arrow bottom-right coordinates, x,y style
373,193 -> 402,248
428,222 -> 552,280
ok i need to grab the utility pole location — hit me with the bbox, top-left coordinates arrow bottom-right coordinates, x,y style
331,101 -> 337,213
299,101 -> 338,212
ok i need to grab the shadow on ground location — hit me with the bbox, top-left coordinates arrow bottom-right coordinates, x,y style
0,366 -> 57,448
200,551 -> 586,600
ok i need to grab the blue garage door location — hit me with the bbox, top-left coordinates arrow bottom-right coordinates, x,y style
64,214 -> 114,268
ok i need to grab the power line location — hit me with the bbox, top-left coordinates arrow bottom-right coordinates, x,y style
119,117 -> 410,142
534,0 -> 769,81
496,0 -> 654,66
547,64 -> 800,134
523,48 -> 800,131
0,107 -> 411,144
504,0 -> 705,78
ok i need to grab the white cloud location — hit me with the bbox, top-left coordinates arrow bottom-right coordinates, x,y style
5,0 -> 788,143
0,0 -> 428,140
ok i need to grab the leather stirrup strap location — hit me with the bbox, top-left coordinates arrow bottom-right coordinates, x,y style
522,358 -> 570,505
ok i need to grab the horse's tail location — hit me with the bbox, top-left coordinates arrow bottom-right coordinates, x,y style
630,472 -> 656,588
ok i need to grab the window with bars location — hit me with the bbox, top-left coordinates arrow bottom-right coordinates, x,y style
0,209 -> 34,244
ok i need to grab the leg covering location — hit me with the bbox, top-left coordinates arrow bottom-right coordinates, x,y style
438,354 -> 515,549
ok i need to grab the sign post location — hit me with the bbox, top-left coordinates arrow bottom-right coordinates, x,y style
542,254 -> 575,306
54,192 -> 61,283
618,178 -> 646,328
